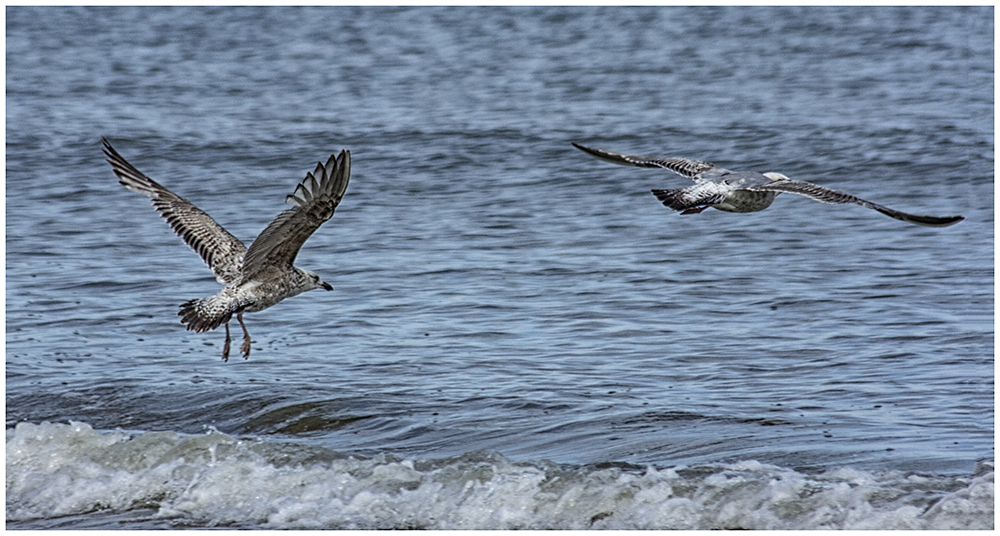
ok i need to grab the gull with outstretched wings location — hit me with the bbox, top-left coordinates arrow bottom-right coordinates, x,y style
102,138 -> 351,361
572,143 -> 963,227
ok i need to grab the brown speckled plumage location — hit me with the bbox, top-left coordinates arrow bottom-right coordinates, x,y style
103,138 -> 350,361
573,142 -> 963,227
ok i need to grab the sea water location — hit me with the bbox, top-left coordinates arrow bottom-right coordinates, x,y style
6,6 -> 993,529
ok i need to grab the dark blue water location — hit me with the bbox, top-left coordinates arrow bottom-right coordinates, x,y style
6,6 -> 993,529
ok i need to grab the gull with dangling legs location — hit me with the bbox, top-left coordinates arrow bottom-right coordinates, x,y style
103,138 -> 351,361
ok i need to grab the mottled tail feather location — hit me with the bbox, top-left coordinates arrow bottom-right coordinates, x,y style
651,189 -> 722,214
178,298 -> 231,333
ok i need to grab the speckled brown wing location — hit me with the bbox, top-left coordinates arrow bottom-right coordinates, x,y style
240,150 -> 351,282
749,179 -> 964,227
572,142 -> 723,179
102,138 -> 248,284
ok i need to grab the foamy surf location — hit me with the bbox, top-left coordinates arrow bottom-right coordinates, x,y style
6,421 -> 993,529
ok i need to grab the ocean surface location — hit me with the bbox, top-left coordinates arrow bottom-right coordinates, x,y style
5,6 -> 994,529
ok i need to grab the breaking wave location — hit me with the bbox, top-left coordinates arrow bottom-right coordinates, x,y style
6,421 -> 993,529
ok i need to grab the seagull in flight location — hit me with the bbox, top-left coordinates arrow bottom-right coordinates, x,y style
102,138 -> 351,361
572,143 -> 963,227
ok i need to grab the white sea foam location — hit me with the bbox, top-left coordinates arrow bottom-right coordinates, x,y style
6,421 -> 993,529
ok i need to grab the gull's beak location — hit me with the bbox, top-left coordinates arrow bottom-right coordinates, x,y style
321,282 -> 333,291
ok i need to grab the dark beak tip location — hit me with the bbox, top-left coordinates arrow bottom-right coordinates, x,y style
322,283 -> 334,291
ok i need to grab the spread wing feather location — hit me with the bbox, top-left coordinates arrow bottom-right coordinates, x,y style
749,179 -> 964,227
102,138 -> 247,283
572,142 -> 724,179
241,150 -> 351,281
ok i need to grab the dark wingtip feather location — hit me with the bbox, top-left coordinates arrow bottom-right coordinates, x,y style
572,142 -> 606,160
899,213 -> 965,227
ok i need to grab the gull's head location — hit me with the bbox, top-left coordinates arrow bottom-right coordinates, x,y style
303,269 -> 333,291
762,172 -> 791,181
